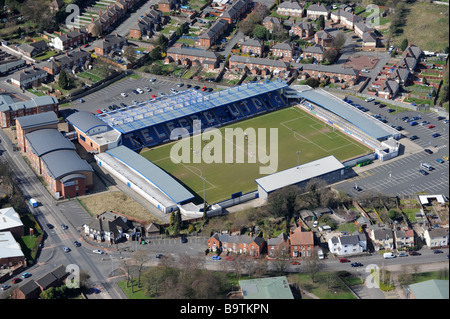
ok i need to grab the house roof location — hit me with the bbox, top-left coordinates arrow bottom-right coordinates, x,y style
167,47 -> 219,60
290,227 -> 314,245
242,38 -> 263,47
307,3 -> 330,13
16,111 -> 59,130
222,0 -> 248,19
0,207 -> 23,231
278,1 -> 302,10
25,128 -> 76,157
230,55 -> 289,68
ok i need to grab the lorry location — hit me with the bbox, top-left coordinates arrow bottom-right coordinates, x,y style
29,198 -> 38,208
383,252 -> 396,259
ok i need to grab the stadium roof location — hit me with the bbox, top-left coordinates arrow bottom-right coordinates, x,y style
293,87 -> 398,140
105,146 -> 194,204
66,111 -> 109,134
97,81 -> 288,134
255,155 -> 344,194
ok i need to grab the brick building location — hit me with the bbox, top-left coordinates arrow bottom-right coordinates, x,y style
207,233 -> 266,258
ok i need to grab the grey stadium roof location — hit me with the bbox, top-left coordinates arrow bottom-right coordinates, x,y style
41,149 -> 93,179
98,80 -> 288,134
255,155 -> 344,194
25,129 -> 76,157
106,146 -> 194,204
294,87 -> 398,140
66,111 -> 109,134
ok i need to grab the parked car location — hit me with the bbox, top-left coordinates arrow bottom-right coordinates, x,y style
354,186 -> 363,192
365,97 -> 375,102
177,83 -> 184,87
432,133 -> 441,138
409,251 -> 421,256
156,254 -> 163,259
63,246 -> 71,253
387,108 -> 395,113
96,109 -> 103,114
74,241 -> 81,247
47,223 -> 54,229
397,252 -> 408,257
1,284 -> 11,291
409,135 -> 418,141
291,261 -> 300,265
92,249 -> 104,254
12,278 -> 21,284
351,262 -> 363,267
443,156 -> 449,161
201,86 -> 207,91
21,272 -> 31,279
212,255 -> 221,260
121,92 -> 127,97
419,169 -> 428,176
181,236 -> 187,243
61,224 -> 68,230
145,87 -> 151,92
339,258 -> 350,263
433,249 -> 443,254
424,149 -> 433,154
427,124 -> 435,129
151,94 -> 157,99
225,256 -> 235,261
436,158 -> 444,163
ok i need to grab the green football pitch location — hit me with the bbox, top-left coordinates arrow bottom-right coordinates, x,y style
140,106 -> 372,204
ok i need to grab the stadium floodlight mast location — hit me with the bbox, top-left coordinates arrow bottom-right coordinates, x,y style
296,151 -> 301,169
202,177 -> 206,204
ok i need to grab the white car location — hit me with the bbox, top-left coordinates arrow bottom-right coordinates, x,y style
136,88 -> 144,94
63,247 -> 71,253
361,69 -> 370,73
313,221 -> 318,228
121,93 -> 127,97
92,249 -> 104,254
365,97 -> 375,102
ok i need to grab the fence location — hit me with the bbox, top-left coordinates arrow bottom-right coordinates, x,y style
216,191 -> 259,210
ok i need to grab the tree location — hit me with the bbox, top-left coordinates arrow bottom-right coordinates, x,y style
324,48 -> 339,63
253,24 -> 269,40
58,69 -> 69,90
400,38 -> 409,51
156,34 -> 169,51
317,15 -> 325,30
332,31 -> 346,50
305,77 -> 320,88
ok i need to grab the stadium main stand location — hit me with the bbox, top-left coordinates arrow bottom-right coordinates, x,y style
96,81 -> 289,150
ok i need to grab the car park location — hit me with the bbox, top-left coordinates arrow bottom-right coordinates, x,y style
21,272 -> 31,279
93,249 -> 104,254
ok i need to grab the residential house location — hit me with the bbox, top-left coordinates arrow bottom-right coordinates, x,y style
399,56 -> 417,72
10,66 -> 48,89
306,3 -> 330,20
129,9 -> 163,39
424,227 -> 448,248
354,21 -> 373,38
391,67 -> 410,85
301,44 -> 325,61
221,0 -> 250,24
51,27 -> 88,51
378,79 -> 399,99
12,280 -> 42,299
300,64 -> 360,85
290,225 -> 314,259
403,44 -> 422,60
262,16 -> 282,33
0,56 -> 26,76
207,233 -> 266,257
1,95 -> 58,128
166,47 -> 220,69
267,233 -> 290,259
362,31 -> 378,48
290,22 -> 314,39
339,10 -> 362,29
53,49 -> 92,74
83,211 -> 139,244
17,40 -> 47,57
370,228 -> 394,251
394,227 -> 415,249
277,0 -> 303,18
229,55 -> 290,76
314,30 -> 333,48
198,19 -> 228,48
0,231 -> 25,271
271,42 -> 294,61
241,38 -> 264,56
158,0 -> 179,13
94,33 -> 128,56
328,233 -> 366,256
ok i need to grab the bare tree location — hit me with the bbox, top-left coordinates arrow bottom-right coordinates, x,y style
132,250 -> 149,288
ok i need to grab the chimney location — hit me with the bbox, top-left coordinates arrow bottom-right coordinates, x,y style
298,221 -> 302,229
115,32 -> 118,37
107,5 -> 109,10
31,65 -> 35,70
99,10 -> 102,17
72,26 -> 75,31
91,17 -> 94,22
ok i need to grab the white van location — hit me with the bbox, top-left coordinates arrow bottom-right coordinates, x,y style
383,252 -> 396,259
421,163 -> 433,171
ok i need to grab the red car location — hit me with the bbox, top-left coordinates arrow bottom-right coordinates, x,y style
339,258 -> 350,263
12,278 -> 21,284
201,86 -> 207,91
96,109 -> 103,114
427,125 -> 435,129
291,261 -> 300,265
225,256 -> 235,261
151,94 -> 157,99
